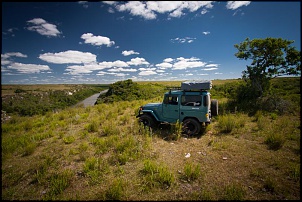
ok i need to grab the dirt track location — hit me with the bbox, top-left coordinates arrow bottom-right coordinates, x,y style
75,89 -> 108,107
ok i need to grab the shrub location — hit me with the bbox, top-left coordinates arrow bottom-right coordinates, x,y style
264,132 -> 285,150
217,114 -> 237,133
86,120 -> 98,133
222,183 -> 245,200
96,79 -> 166,103
45,170 -> 73,199
141,159 -> 175,189
182,162 -> 201,182
104,178 -> 124,200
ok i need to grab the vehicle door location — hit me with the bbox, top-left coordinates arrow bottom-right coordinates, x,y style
179,95 -> 203,121
162,94 -> 180,122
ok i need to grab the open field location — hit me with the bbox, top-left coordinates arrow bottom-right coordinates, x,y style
1,84 -> 109,96
1,78 -> 300,200
136,78 -> 241,87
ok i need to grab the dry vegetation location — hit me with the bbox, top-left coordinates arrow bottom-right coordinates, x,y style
1,79 -> 300,200
1,84 -> 79,96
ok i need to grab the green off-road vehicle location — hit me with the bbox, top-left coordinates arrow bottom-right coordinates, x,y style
136,80 -> 218,135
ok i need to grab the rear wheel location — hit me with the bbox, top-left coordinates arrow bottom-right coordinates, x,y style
182,118 -> 201,135
211,99 -> 218,116
139,114 -> 156,128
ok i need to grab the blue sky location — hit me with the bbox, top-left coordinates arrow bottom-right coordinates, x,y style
1,1 -> 301,84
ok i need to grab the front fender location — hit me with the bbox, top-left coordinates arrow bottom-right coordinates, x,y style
137,109 -> 160,121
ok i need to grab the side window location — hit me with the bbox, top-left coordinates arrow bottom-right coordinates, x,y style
164,95 -> 178,105
181,95 -> 201,106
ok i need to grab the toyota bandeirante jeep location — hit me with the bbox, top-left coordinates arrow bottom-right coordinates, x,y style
136,80 -> 218,135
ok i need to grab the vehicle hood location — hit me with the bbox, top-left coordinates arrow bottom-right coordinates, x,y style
142,103 -> 162,109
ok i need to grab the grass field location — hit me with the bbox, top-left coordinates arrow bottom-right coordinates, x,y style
1,78 -> 300,200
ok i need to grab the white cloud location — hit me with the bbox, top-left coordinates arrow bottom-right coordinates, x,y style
107,1 -> 214,20
169,1 -> 214,18
26,18 -> 61,37
171,37 -> 196,43
163,58 -> 174,63
139,70 -> 157,76
1,52 -> 27,65
103,1 -> 118,6
201,9 -> 208,14
78,1 -> 88,8
39,50 -> 97,64
127,57 -> 149,66
122,50 -> 140,56
205,64 -> 219,68
1,52 -> 27,59
2,27 -> 18,37
65,63 -> 108,75
146,1 -> 182,13
7,63 -> 51,74
64,60 -> 132,75
139,67 -> 156,71
172,57 -> 206,70
203,67 -> 218,71
108,67 -> 137,72
111,60 -> 129,67
226,1 -> 251,10
138,67 -> 157,75
65,66 -> 93,75
115,73 -> 129,77
202,31 -> 210,35
215,72 -> 223,74
116,1 -> 157,20
81,33 -> 115,47
155,62 -> 173,69
108,7 -> 115,13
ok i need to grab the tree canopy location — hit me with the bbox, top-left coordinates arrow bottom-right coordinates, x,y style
234,37 -> 301,96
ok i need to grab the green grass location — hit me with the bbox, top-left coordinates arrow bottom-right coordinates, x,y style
140,159 -> 175,190
1,78 -> 300,200
222,183 -> 246,200
44,169 -> 73,200
182,162 -> 202,182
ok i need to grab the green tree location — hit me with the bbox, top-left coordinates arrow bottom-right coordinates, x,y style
234,37 -> 301,97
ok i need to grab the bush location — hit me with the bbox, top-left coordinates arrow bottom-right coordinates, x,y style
264,131 -> 285,150
96,79 -> 166,103
217,114 -> 237,133
2,85 -> 103,117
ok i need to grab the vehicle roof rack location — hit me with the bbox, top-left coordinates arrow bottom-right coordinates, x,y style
165,86 -> 181,91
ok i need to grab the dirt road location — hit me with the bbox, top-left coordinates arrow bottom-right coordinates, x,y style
75,89 -> 108,107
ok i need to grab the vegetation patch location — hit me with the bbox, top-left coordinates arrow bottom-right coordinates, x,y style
1,77 -> 300,200
96,79 -> 166,103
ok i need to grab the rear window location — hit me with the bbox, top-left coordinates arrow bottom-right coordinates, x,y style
203,94 -> 210,107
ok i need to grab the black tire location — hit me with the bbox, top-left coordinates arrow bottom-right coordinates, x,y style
182,118 -> 201,135
139,114 -> 156,128
211,99 -> 218,116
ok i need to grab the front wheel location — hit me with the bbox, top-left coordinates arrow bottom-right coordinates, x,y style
139,114 -> 156,128
182,118 -> 201,135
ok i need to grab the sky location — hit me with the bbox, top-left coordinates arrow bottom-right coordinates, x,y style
1,1 -> 301,84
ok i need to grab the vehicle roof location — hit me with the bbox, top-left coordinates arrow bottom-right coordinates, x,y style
165,90 -> 210,95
